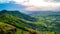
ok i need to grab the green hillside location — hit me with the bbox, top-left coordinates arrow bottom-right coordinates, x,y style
29,11 -> 60,34
0,10 -> 60,34
0,10 -> 37,22
0,10 -> 39,34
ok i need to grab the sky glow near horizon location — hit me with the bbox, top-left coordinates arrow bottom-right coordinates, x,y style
0,0 -> 60,11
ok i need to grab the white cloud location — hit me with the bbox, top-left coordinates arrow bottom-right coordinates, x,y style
45,0 -> 60,2
0,0 -> 60,11
13,0 -> 60,11
0,0 -> 12,3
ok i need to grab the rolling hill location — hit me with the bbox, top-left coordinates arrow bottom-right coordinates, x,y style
0,10 -> 45,34
0,10 -> 60,34
28,11 -> 60,31
0,10 -> 38,34
0,10 -> 37,22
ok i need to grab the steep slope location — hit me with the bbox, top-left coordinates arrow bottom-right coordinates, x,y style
1,10 -> 60,34
0,10 -> 39,34
0,10 -> 59,31
0,22 -> 17,34
0,10 -> 50,34
0,12 -> 44,30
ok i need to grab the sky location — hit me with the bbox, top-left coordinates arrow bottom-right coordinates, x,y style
0,0 -> 60,11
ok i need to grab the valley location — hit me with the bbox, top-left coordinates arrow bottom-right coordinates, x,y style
0,10 -> 60,34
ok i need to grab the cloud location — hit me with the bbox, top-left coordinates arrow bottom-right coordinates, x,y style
0,2 -> 26,11
12,0 -> 60,11
54,0 -> 60,2
45,0 -> 60,2
0,0 -> 12,3
0,0 -> 60,11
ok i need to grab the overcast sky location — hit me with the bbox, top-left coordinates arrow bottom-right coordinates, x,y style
0,0 -> 60,11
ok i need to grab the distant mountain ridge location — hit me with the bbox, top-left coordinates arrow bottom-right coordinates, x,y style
0,10 -> 37,22
27,11 -> 60,16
